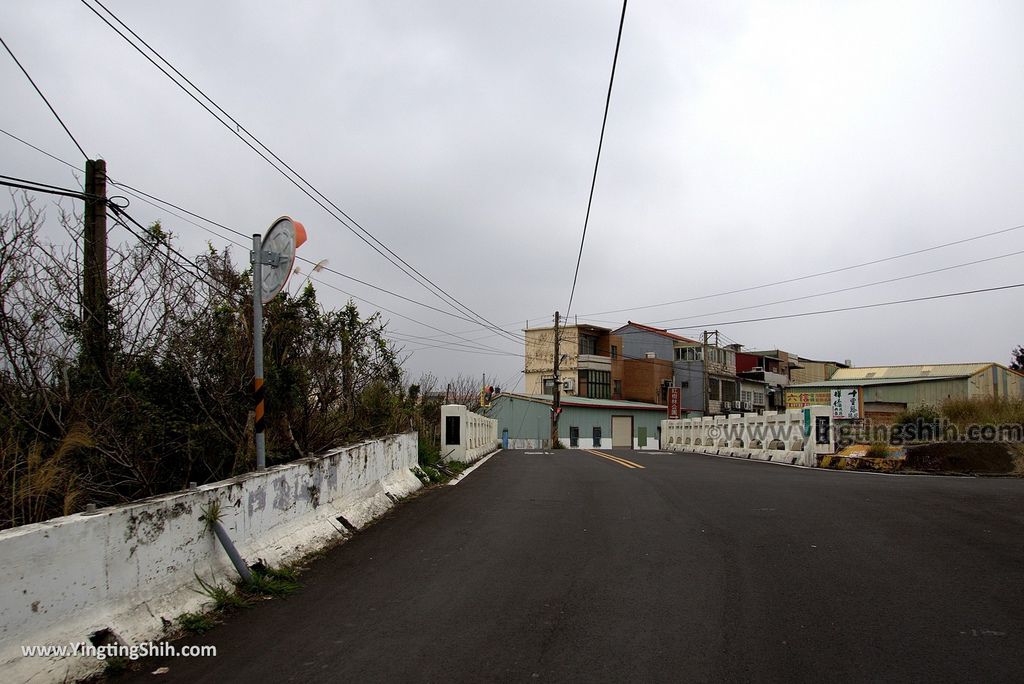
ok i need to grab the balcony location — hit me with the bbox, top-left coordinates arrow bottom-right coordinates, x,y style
577,354 -> 612,370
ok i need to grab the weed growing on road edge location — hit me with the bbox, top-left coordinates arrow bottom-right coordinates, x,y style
242,562 -> 300,598
194,573 -> 251,610
178,611 -> 218,635
103,656 -> 130,676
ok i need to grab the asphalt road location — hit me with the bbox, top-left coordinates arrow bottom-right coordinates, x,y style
121,449 -> 1024,683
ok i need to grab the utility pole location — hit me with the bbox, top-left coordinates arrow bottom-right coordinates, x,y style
82,159 -> 108,382
551,311 -> 561,448
252,235 -> 267,470
701,329 -> 710,416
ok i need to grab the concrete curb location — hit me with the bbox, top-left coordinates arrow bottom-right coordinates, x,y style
0,433 -> 421,684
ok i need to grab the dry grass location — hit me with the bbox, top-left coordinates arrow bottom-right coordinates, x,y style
0,422 -> 92,528
941,397 -> 1024,429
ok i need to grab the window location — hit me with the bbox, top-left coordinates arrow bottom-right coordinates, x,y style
542,378 -> 556,395
675,347 -> 702,362
723,381 -> 738,402
709,379 -> 720,401
613,379 -> 622,397
611,345 -> 618,359
580,370 -> 611,399
579,334 -> 598,355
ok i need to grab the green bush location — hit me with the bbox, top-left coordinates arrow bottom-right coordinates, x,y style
866,442 -> 890,458
893,405 -> 943,442
418,435 -> 441,468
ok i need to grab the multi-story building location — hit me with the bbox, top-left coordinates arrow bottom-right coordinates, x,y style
736,349 -> 849,410
672,336 -> 740,416
612,321 -> 697,410
523,323 -> 623,400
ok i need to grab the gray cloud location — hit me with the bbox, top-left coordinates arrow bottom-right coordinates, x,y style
3,0 -> 1023,388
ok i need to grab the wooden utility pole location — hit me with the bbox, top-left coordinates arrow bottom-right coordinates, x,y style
82,159 -> 108,382
551,311 -> 561,447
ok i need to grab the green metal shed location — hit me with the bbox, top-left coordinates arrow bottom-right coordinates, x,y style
483,393 -> 667,449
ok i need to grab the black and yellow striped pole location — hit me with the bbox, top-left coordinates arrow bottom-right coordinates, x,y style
252,233 -> 267,470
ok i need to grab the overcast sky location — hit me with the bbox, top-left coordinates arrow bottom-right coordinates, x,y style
3,0 -> 1023,390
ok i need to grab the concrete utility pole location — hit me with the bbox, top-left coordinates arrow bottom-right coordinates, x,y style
82,159 -> 108,382
551,311 -> 561,448
701,330 -> 709,415
701,330 -> 721,415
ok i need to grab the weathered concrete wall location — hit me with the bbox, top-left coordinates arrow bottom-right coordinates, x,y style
0,432 -> 420,684
440,405 -> 500,463
661,408 -> 835,466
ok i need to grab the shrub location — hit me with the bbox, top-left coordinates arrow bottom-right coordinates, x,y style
893,405 -> 943,442
866,442 -> 890,458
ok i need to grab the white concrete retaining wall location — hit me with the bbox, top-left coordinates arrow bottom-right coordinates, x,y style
661,407 -> 835,466
0,432 -> 421,684
440,405 -> 500,463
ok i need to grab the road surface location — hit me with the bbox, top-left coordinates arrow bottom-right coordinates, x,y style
121,448 -> 1024,682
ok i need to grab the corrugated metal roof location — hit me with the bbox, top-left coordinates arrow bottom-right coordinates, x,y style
830,363 -> 993,381
789,376 -> 964,389
493,392 -> 667,411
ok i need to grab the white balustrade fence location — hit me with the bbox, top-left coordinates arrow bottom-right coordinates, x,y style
440,405 -> 500,463
661,407 -> 835,466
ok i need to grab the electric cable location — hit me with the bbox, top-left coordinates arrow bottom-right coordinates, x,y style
81,0 -> 522,346
665,282 -> 1024,330
0,34 -> 88,159
566,0 -> 628,318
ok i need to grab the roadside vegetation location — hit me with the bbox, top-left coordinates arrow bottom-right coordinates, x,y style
939,396 -> 1024,429
0,196 -> 465,529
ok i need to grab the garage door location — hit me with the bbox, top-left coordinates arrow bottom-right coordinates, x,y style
611,415 -> 633,449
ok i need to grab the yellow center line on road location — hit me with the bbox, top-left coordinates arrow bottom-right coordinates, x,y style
582,449 -> 646,469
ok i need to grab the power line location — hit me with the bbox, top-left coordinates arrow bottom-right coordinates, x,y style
566,0 -> 628,318
1,147 -> 519,357
301,273 -> 519,356
0,174 -> 93,201
0,127 -> 81,172
106,179 -> 519,335
107,206 -> 238,301
0,34 -> 88,159
665,282 -> 1024,331
583,221 -> 1024,318
80,0 -> 522,347
647,248 -> 1024,327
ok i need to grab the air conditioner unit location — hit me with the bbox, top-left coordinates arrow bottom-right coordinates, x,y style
742,401 -> 752,411
562,378 -> 575,392
732,400 -> 743,410
752,366 -> 764,373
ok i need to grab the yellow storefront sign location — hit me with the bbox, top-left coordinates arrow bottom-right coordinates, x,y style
785,390 -> 831,409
